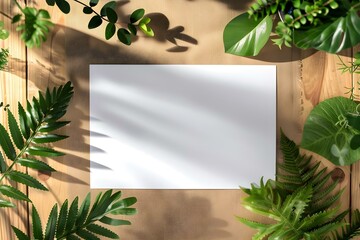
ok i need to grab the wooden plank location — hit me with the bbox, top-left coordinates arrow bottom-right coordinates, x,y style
300,49 -> 353,216
0,0 -> 27,239
351,45 -> 360,215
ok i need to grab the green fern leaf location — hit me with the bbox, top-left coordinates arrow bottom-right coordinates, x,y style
11,226 -> 30,240
0,199 -> 15,208
86,223 -> 119,239
8,110 -> 24,149
38,121 -> 70,132
0,123 -> 16,160
76,229 -> 100,240
56,199 -> 68,238
67,234 -> 81,240
0,152 -> 6,173
65,197 -> 79,232
44,204 -> 58,240
6,170 -> 47,190
26,146 -> 64,157
26,100 -> 37,131
18,103 -> 30,139
76,193 -> 90,226
334,210 -> 360,239
0,185 -> 31,202
32,204 -> 44,240
99,216 -> 131,226
33,134 -> 68,144
17,158 -> 56,172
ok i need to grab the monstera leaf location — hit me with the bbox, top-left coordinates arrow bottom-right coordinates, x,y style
294,9 -> 360,53
223,13 -> 273,56
301,97 -> 360,166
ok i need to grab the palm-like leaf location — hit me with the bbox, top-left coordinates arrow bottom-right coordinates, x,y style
12,190 -> 137,240
0,82 -> 73,208
331,210 -> 360,240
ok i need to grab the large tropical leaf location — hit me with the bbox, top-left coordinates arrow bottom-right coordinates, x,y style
294,8 -> 360,53
301,96 -> 360,165
223,13 -> 273,56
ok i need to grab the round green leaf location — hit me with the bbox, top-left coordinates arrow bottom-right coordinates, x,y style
89,0 -> 99,7
12,14 -> 22,24
83,6 -> 93,14
100,1 -> 116,16
350,135 -> 360,150
128,24 -> 137,35
88,16 -> 103,29
46,0 -> 55,6
106,8 -> 118,23
223,13 -> 273,56
130,8 -> 145,23
117,28 -> 131,45
105,23 -> 116,40
55,0 -> 70,14
301,97 -> 360,166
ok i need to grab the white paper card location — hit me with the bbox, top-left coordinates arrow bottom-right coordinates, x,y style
90,65 -> 276,189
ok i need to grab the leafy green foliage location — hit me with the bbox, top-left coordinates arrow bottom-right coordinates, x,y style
12,190 -> 137,240
332,210 -> 360,240
224,0 -> 360,56
223,13 -> 272,56
239,132 -> 348,239
0,82 -> 73,208
0,48 -> 9,70
16,7 -> 53,48
301,97 -> 360,166
0,21 -> 9,40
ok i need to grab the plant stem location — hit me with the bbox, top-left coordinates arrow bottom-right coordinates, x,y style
0,11 -> 12,20
12,0 -> 24,13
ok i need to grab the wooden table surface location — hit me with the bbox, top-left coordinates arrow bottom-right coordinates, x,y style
0,0 -> 358,239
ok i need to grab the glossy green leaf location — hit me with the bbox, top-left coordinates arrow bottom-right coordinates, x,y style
44,205 -> 58,240
139,17 -> 154,37
301,97 -> 360,165
106,8 -> 118,23
109,197 -> 137,212
77,229 -> 100,240
26,146 -> 64,157
110,207 -> 137,215
17,158 -> 56,171
223,13 -> 273,56
32,205 -> 44,240
294,9 -> 360,53
12,14 -> 22,24
8,110 -> 24,150
89,0 -> 99,7
56,200 -> 68,238
117,28 -> 131,45
99,216 -> 131,226
0,123 -> 16,160
128,24 -> 137,35
86,224 -> 119,239
55,0 -> 70,14
0,152 -> 6,173
100,1 -> 116,16
88,16 -> 103,29
0,199 -> 15,208
18,103 -> 30,139
67,235 -> 81,240
130,8 -> 145,23
76,193 -> 90,226
0,185 -> 31,202
105,23 -> 116,40
66,197 -> 79,232
33,134 -> 68,144
39,121 -> 70,132
12,226 -> 30,240
350,135 -> 360,150
6,171 -> 47,190
83,6 -> 93,14
45,0 -> 55,6
347,114 -> 360,131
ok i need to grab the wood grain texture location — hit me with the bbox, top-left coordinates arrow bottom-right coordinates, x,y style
300,49 -> 353,217
351,45 -> 360,215
3,0 -> 358,239
0,0 -> 27,239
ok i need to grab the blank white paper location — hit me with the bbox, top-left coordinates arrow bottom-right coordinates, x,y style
90,65 -> 276,189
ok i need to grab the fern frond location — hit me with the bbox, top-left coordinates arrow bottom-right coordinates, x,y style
332,210 -> 360,240
13,191 -> 137,240
0,82 -> 73,207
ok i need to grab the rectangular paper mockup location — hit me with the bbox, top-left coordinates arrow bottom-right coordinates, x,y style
90,65 -> 276,189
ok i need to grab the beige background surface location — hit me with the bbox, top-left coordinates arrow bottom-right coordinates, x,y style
0,0 -> 357,239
